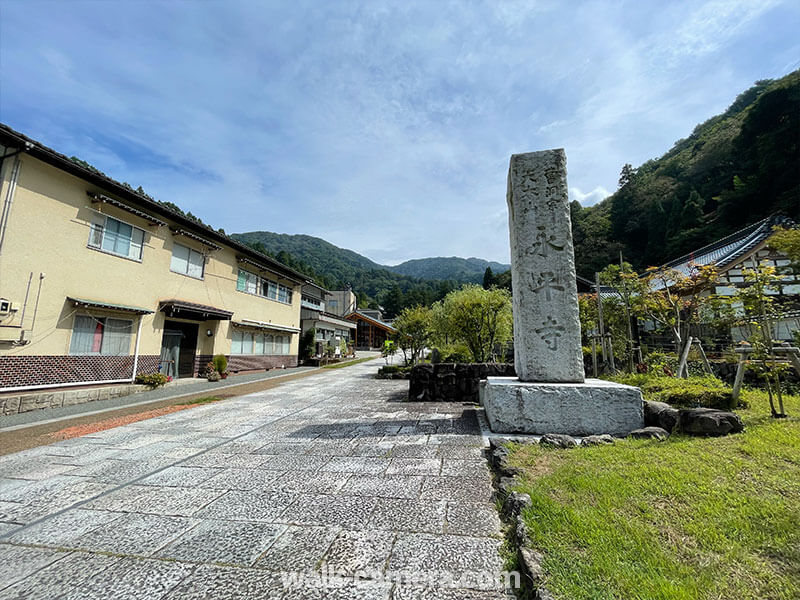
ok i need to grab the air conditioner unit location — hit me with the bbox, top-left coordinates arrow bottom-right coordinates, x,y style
0,299 -> 12,315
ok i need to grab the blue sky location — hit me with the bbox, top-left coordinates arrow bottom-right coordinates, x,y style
1,1 -> 798,265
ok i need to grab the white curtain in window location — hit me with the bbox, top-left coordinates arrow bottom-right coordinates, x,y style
254,333 -> 265,354
231,329 -> 244,354
129,227 -> 144,260
282,335 -> 290,355
88,214 -> 104,248
102,318 -> 132,355
69,315 -> 96,354
187,248 -> 204,278
170,243 -> 190,273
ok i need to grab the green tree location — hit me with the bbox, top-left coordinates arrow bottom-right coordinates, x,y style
735,263 -> 788,417
482,267 -> 494,289
618,163 -> 636,189
640,263 -> 721,377
382,285 -> 404,318
435,285 -> 512,362
768,226 -> 800,271
393,306 -> 433,366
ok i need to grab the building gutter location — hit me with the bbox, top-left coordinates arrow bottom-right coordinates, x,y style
130,314 -> 144,383
0,150 -> 24,255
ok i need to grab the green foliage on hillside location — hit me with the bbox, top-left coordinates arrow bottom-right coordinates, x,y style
571,70 -> 800,277
231,231 -> 462,316
389,256 -> 509,282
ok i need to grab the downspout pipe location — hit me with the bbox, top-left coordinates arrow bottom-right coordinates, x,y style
131,314 -> 144,382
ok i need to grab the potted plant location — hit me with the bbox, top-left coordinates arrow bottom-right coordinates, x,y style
213,354 -> 229,379
205,361 -> 220,382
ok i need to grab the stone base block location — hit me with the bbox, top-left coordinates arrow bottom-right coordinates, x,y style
481,377 -> 644,436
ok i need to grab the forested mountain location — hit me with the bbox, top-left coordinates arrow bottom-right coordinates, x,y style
388,257 -> 510,281
572,69 -> 800,277
234,70 -> 798,307
230,231 -> 465,316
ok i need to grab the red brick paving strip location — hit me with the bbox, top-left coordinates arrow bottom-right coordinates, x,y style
47,403 -> 208,441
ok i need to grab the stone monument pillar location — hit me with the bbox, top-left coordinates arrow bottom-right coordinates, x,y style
481,149 -> 644,437
507,150 -> 584,383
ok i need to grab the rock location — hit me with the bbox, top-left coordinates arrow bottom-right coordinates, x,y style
540,433 -> 577,448
644,400 -> 680,432
507,149 -> 584,383
488,436 -> 512,451
680,408 -> 744,436
582,434 -> 615,446
503,491 -> 532,519
518,546 -> 544,584
483,377 -> 645,436
628,426 -> 669,441
497,476 -> 517,497
497,476 -> 517,498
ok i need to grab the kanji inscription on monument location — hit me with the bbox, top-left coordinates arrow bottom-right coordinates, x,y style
507,149 -> 584,383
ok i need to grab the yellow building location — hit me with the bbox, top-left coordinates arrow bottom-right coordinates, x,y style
0,123 -> 310,391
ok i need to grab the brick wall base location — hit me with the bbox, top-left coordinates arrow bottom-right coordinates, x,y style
227,355 -> 298,372
0,355 -> 161,389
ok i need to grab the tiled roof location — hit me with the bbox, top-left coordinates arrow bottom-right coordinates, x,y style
660,214 -> 792,276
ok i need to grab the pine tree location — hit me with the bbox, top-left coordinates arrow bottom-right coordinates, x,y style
482,267 -> 494,289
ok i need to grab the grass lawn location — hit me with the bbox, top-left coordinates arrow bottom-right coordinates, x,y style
507,388 -> 800,600
322,356 -> 377,369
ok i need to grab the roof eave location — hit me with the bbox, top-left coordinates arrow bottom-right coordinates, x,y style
0,123 -> 311,285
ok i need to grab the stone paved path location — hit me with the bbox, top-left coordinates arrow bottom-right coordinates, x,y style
0,359 -> 513,599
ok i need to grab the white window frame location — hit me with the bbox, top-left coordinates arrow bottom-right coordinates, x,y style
87,213 -> 145,262
231,329 -> 292,355
69,314 -> 133,356
170,242 -> 205,280
236,268 -> 294,305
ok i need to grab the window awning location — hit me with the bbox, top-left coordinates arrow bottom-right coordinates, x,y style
67,296 -> 154,315
236,256 -> 304,285
232,319 -> 301,333
170,228 -> 222,251
317,313 -> 358,330
87,192 -> 167,226
159,299 -> 233,321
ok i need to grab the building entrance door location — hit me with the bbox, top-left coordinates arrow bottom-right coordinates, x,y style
160,320 -> 199,378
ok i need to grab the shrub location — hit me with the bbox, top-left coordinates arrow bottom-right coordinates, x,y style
431,343 -> 472,364
206,371 -> 221,382
609,373 -> 740,410
212,354 -> 228,374
135,372 -> 169,388
643,351 -> 678,376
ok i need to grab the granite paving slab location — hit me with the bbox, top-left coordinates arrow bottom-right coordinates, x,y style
0,359 -> 511,598
161,565 -> 287,599
254,524 -> 340,571
156,520 -> 286,566
0,552 -> 118,600
322,529 -> 395,576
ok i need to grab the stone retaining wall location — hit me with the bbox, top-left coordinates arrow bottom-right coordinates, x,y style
1,383 -> 146,416
409,363 -> 516,402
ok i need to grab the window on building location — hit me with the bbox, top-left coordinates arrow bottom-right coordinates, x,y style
69,315 -> 132,355
231,330 -> 291,355
236,269 -> 294,305
88,214 -> 144,261
170,243 -> 205,279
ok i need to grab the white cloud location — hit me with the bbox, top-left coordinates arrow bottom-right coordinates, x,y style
570,186 -> 611,207
0,0 -> 797,265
